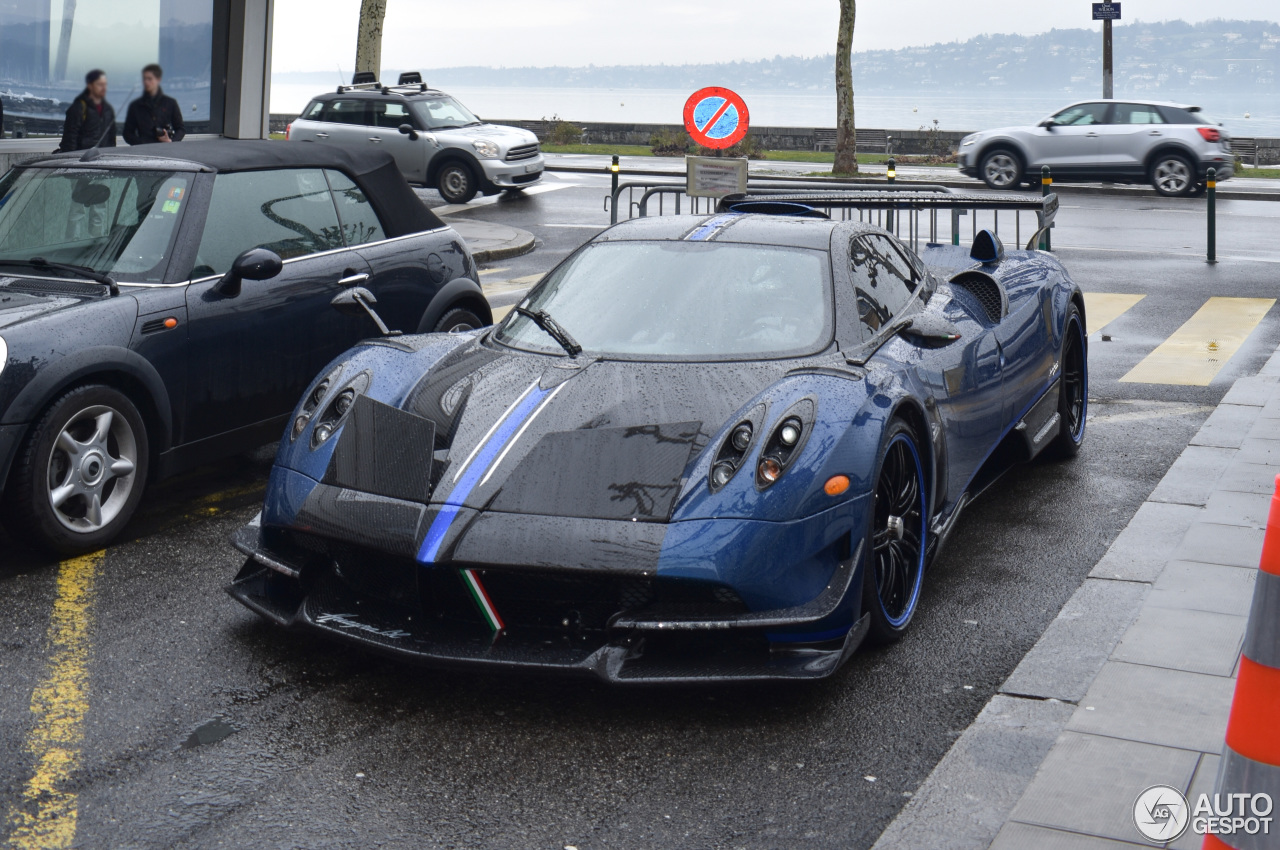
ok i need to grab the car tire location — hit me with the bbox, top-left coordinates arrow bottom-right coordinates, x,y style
861,418 -> 929,645
437,161 -> 478,204
1150,153 -> 1195,197
1048,303 -> 1087,459
4,384 -> 150,555
432,307 -> 484,334
979,148 -> 1023,190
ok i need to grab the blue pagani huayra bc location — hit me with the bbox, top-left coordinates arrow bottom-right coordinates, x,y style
227,190 -> 1085,683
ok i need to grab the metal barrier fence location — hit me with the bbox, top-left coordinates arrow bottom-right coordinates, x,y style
607,178 -> 1058,253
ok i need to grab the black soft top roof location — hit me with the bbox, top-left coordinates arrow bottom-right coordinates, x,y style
24,140 -> 444,237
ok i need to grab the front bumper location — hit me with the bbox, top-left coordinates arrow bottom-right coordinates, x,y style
227,517 -> 868,684
479,154 -> 545,190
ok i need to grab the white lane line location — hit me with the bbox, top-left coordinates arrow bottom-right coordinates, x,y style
543,223 -> 608,229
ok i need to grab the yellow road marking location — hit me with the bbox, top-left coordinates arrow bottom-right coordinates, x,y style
492,304 -> 514,322
1120,296 -> 1276,386
1083,292 -> 1145,334
510,273 -> 544,286
478,267 -> 509,276
7,551 -> 103,849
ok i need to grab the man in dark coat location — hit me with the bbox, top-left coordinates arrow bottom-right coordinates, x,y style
59,69 -> 116,152
123,64 -> 186,145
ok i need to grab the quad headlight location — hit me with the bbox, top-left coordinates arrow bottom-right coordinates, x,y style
472,139 -> 501,159
708,406 -> 764,493
290,364 -> 344,442
307,370 -> 370,450
755,400 -> 816,490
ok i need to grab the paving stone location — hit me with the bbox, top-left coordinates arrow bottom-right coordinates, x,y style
1221,375 -> 1280,407
1216,460 -> 1280,496
1148,560 -> 1258,617
1190,404 -> 1262,449
990,822 -> 1151,850
870,695 -> 1075,850
1007,731 -> 1199,843
1256,349 -> 1280,378
1169,753 -> 1223,850
1067,662 -> 1235,754
1231,437 -> 1280,468
1202,488 -> 1273,529
1090,502 -> 1202,582
1002,579 -> 1148,703
1175,521 -> 1265,569
1110,606 -> 1246,676
1147,446 -> 1235,507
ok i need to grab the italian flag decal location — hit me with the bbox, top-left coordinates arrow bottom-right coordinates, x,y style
462,569 -> 505,632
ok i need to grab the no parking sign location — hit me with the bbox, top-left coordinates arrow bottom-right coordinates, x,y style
683,87 -> 750,150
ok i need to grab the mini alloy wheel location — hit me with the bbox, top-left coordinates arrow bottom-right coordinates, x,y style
47,403 -> 140,534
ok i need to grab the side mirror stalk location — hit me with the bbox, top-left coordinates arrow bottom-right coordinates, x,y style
331,286 -> 401,336
398,123 -> 420,141
899,312 -> 963,347
213,247 -> 283,298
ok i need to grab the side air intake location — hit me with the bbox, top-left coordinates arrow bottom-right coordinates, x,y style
949,270 -> 1008,324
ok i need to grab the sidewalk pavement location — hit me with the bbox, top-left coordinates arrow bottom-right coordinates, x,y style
873,345 -> 1280,850
447,218 -> 536,263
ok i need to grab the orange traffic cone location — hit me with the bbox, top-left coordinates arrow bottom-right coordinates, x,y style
1203,475 -> 1280,850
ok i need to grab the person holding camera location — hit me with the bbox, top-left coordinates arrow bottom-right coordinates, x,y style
123,63 -> 185,145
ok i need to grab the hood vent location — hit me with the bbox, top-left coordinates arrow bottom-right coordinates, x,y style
949,270 -> 1008,324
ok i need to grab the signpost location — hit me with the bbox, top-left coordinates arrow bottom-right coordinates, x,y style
1092,3 -> 1121,99
683,86 -> 750,151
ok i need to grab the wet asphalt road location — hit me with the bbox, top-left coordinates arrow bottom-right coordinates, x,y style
2,173 -> 1279,849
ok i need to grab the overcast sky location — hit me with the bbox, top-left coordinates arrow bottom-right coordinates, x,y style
272,1 -> 1280,72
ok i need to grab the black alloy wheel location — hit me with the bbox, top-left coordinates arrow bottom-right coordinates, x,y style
1050,303 -> 1087,458
433,307 -> 484,334
862,420 -> 928,644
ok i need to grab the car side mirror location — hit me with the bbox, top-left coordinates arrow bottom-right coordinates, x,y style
900,312 -> 962,347
213,248 -> 282,298
398,123 -> 419,141
1039,119 -> 1056,129
331,286 -> 401,336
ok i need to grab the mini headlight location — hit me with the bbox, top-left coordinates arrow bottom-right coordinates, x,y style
779,419 -> 802,447
711,462 -> 736,489
758,457 -> 782,483
730,423 -> 753,452
292,415 -> 310,440
334,388 -> 356,416
314,423 -> 334,445
473,139 -> 500,159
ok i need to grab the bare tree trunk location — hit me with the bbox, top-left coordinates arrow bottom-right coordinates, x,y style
53,0 -> 77,83
355,0 -> 388,81
833,0 -> 858,175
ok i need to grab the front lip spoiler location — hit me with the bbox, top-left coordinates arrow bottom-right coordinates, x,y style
226,525 -> 869,683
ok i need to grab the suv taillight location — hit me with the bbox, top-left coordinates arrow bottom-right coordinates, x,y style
285,122 -> 292,140
1197,127 -> 1221,143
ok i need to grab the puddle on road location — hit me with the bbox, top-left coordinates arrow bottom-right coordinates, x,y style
182,718 -> 238,749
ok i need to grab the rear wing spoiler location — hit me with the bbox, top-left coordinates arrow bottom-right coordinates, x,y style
717,189 -> 1058,251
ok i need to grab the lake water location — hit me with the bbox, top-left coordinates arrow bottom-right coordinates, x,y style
270,83 -> 1280,137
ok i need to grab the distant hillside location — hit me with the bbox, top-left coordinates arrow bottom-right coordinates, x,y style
277,19 -> 1279,96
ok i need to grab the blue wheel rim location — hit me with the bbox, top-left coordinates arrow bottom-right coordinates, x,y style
872,433 -> 927,628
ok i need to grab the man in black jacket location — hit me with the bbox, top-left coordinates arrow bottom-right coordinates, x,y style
123,64 -> 185,145
58,69 -> 116,152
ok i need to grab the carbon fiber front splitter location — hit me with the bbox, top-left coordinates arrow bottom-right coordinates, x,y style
226,557 -> 869,685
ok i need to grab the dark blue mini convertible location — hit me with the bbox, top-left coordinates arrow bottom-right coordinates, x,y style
229,192 -> 1086,683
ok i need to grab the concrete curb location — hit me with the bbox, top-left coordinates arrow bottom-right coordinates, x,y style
871,348 -> 1280,850
448,218 -> 537,263
546,164 -> 1280,202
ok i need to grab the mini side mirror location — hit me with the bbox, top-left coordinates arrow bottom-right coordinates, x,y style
900,312 -> 962,347
214,247 -> 282,298
398,123 -> 419,141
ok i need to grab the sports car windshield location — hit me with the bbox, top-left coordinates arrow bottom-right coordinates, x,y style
0,167 -> 190,283
496,241 -> 831,359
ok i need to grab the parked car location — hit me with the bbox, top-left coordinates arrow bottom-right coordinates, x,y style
0,140 -> 491,554
959,100 -> 1234,196
227,194 -> 1086,683
287,73 -> 544,204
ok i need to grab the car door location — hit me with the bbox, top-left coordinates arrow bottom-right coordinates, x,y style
183,168 -> 370,444
854,235 -> 1003,502
1095,103 -> 1167,175
366,101 -> 427,183
314,98 -> 372,148
1031,102 -> 1111,171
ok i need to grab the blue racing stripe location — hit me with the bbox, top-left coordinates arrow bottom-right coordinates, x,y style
684,213 -> 741,242
417,385 -> 551,562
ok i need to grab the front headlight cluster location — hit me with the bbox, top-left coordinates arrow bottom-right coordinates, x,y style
290,364 -> 344,443
708,399 -> 817,493
472,139 -> 501,159
309,371 -> 372,450
961,135 -> 979,147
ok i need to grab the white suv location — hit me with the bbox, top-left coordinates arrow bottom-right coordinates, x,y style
959,100 -> 1234,197
287,75 -> 544,204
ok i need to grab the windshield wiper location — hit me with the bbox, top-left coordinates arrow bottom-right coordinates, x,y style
514,306 -> 582,356
11,257 -> 119,296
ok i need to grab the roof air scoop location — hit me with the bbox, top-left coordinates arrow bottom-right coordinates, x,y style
970,229 -> 1005,265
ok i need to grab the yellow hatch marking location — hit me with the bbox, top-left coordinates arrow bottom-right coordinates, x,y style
7,551 -> 104,849
491,304 -> 514,322
1120,297 -> 1276,386
1082,292 -> 1145,334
